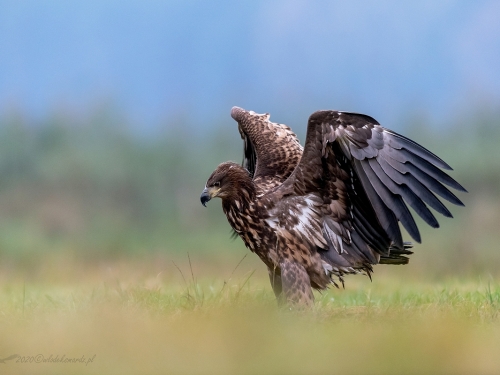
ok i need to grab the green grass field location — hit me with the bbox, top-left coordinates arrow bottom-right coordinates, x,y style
0,111 -> 499,374
1,255 -> 500,375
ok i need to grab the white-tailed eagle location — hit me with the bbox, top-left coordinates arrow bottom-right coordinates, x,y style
200,107 -> 466,306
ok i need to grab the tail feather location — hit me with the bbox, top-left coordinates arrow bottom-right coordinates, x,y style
379,241 -> 414,265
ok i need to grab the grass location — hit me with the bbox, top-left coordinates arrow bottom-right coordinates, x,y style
0,101 -> 498,374
1,255 -> 500,375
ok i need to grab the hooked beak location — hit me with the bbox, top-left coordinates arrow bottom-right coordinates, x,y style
200,188 -> 212,207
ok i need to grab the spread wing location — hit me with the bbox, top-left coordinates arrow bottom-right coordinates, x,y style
231,106 -> 303,194
266,110 -> 466,267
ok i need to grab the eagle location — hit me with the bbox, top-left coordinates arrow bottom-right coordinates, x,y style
200,107 -> 466,306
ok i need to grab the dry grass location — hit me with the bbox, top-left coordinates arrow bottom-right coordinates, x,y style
1,256 -> 500,375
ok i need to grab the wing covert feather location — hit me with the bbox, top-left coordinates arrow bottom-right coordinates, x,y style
231,106 -> 303,193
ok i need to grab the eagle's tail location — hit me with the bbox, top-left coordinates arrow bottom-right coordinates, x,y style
379,242 -> 414,265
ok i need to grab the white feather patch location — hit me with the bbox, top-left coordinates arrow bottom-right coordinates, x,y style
322,261 -> 333,275
265,194 -> 327,248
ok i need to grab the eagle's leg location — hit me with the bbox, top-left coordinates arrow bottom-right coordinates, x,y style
279,261 -> 314,307
268,266 -> 285,305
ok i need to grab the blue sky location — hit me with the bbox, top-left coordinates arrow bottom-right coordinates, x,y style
0,0 -> 499,131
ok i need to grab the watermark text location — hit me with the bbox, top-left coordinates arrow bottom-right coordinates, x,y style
1,354 -> 96,366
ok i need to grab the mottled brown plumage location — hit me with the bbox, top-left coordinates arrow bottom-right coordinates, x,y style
200,107 -> 466,307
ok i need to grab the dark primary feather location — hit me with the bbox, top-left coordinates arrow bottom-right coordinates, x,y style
240,127 -> 257,178
295,110 -> 466,246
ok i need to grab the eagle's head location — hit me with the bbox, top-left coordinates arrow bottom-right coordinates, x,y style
200,162 -> 254,207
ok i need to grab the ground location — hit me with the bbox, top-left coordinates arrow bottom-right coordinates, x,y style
1,255 -> 499,375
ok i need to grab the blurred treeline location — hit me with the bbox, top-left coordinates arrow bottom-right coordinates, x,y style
0,106 -> 499,274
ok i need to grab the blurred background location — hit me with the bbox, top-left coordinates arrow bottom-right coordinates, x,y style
0,0 -> 499,277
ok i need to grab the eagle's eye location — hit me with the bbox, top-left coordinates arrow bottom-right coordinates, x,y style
213,181 -> 220,187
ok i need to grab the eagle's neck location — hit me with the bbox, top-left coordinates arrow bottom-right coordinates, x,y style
221,175 -> 263,251
221,177 -> 256,220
